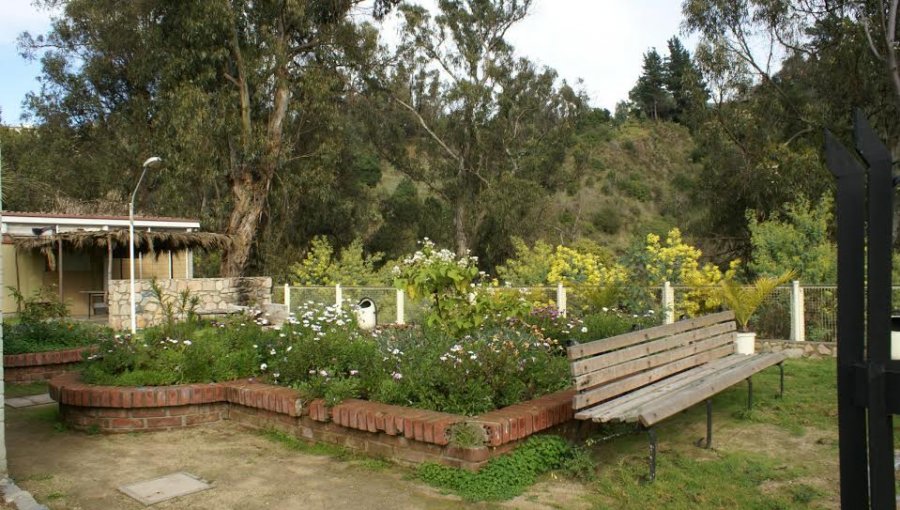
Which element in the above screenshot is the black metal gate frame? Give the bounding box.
[825,109,899,509]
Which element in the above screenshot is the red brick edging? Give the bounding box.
[48,373,575,469]
[4,346,94,383]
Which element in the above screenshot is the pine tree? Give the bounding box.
[628,49,674,121]
[664,37,709,127]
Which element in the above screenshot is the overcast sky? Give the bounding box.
[0,0,692,124]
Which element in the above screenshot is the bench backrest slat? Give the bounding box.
[567,311,735,361]
[573,331,736,391]
[570,321,736,377]
[573,343,735,410]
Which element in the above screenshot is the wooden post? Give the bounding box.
[106,236,112,302]
[396,289,405,325]
[790,280,805,342]
[662,281,675,324]
[167,250,173,279]
[557,282,567,317]
[57,235,63,303]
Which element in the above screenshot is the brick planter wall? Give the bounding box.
[4,346,94,383]
[48,373,576,470]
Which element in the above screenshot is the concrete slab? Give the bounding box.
[24,395,54,406]
[118,472,211,506]
[5,395,54,409]
[5,398,35,409]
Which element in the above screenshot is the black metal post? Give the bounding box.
[705,399,713,449]
[825,112,899,509]
[855,111,897,509]
[825,128,870,508]
[778,362,784,399]
[746,377,753,411]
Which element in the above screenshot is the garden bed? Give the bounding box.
[48,372,575,470]
[4,346,95,383]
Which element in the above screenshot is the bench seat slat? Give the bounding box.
[571,321,735,377]
[567,311,735,361]
[635,352,787,426]
[573,331,736,391]
[574,354,748,421]
[572,343,735,410]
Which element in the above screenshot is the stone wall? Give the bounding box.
[108,277,272,330]
[757,339,837,358]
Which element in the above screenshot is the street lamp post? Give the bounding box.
[129,156,162,334]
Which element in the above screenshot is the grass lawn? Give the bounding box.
[576,357,898,509]
[5,382,49,399]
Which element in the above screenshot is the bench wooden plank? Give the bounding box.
[572,343,735,410]
[574,355,746,420]
[567,311,735,361]
[573,331,737,391]
[571,321,735,377]
[636,352,787,426]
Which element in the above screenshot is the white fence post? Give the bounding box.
[283,283,291,311]
[396,289,405,325]
[790,280,805,342]
[662,281,675,324]
[335,284,342,310]
[557,282,567,317]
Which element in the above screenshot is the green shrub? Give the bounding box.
[4,320,112,354]
[417,435,588,501]
[82,301,574,416]
[261,302,571,415]
[579,309,658,340]
[81,318,264,386]
[392,239,530,336]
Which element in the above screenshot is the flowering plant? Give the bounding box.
[392,239,529,335]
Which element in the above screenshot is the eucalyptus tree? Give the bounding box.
[682,0,900,243]
[20,0,398,276]
[374,0,586,262]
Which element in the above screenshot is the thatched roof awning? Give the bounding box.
[11,229,232,255]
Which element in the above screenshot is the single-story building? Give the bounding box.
[1,212,230,317]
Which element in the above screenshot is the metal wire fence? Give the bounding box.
[275,283,899,343]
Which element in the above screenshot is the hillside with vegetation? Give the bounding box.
[1,0,898,285]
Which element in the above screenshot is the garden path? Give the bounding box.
[4,405,593,509]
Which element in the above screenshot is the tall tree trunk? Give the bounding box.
[221,169,270,276]
[454,198,468,256]
[219,20,290,277]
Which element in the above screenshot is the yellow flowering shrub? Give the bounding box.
[641,229,739,317]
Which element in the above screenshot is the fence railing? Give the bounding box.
[274,282,892,343]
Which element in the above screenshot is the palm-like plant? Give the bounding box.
[718,271,796,332]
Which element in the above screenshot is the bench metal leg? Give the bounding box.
[777,362,784,398]
[646,427,658,483]
[747,377,753,411]
[704,399,713,448]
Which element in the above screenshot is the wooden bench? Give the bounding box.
[568,311,787,481]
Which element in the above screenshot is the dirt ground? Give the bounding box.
[5,404,593,510]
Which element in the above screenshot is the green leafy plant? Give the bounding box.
[446,422,487,448]
[7,286,69,323]
[4,287,111,354]
[290,236,384,285]
[149,278,200,334]
[417,435,587,501]
[718,271,795,331]
[392,239,529,336]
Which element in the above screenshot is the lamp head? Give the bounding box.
[142,156,163,168]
